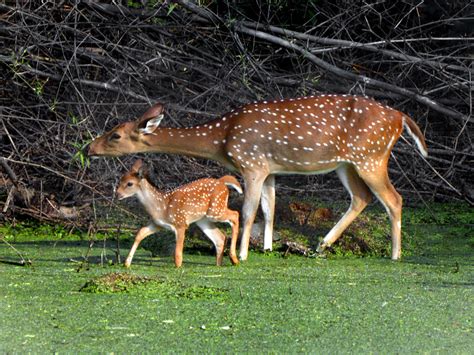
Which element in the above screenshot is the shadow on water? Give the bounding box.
[4,239,131,248]
[436,281,474,288]
[0,239,218,268]
[403,253,474,267]
[123,256,216,267]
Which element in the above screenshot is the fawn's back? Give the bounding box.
[164,178,232,227]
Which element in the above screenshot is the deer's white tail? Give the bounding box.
[403,115,428,158]
[219,175,243,194]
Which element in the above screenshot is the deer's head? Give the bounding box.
[88,104,165,157]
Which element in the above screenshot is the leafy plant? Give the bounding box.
[167,2,178,15]
[70,141,91,169]
[32,78,48,97]
[80,272,228,299]
[126,0,142,9]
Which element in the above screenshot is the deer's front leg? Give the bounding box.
[261,174,275,251]
[239,172,267,261]
[125,223,159,267]
[174,227,186,268]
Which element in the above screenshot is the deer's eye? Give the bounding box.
[126,182,133,187]
[109,132,121,141]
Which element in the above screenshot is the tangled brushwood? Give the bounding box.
[0,1,472,223]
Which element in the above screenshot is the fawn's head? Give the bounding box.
[88,104,165,157]
[116,159,146,200]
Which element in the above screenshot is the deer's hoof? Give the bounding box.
[230,255,240,266]
[315,242,327,254]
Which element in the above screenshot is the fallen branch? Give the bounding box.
[173,0,471,123]
[241,21,473,74]
[1,0,471,215]
[0,157,19,188]
[233,24,472,124]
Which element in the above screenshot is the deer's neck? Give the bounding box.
[142,123,228,163]
[136,180,168,222]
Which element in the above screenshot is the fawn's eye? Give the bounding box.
[110,132,121,140]
[126,182,133,187]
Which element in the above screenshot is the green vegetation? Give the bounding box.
[80,272,227,299]
[0,203,472,352]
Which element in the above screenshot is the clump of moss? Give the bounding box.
[79,272,228,299]
[79,272,153,293]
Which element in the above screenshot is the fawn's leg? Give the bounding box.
[225,209,240,265]
[125,223,158,267]
[196,218,226,266]
[174,227,186,267]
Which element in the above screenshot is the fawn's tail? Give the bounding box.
[403,115,428,157]
[219,175,243,194]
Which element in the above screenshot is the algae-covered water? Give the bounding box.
[0,203,472,353]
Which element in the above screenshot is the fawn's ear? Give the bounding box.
[131,159,143,174]
[137,165,146,179]
[136,103,164,135]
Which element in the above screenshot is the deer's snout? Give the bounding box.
[86,142,96,157]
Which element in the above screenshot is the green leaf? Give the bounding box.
[167,3,178,16]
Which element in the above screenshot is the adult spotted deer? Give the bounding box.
[89,95,428,261]
[116,159,241,267]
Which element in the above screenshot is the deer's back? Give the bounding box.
[222,95,404,174]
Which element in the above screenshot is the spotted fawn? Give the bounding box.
[116,159,241,267]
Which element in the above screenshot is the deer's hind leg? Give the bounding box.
[196,218,226,266]
[317,164,373,253]
[357,167,403,260]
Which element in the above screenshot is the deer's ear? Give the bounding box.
[142,103,164,120]
[138,115,164,135]
[135,103,165,134]
[131,159,143,173]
